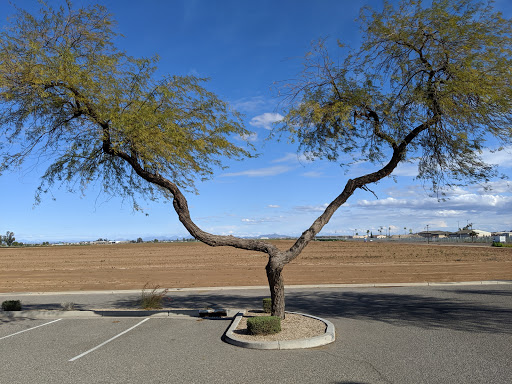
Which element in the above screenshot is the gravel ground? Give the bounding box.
[233,311,326,341]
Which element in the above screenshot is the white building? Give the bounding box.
[449,229,492,238]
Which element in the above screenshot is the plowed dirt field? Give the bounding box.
[0,240,510,292]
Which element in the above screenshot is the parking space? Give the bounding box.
[1,285,511,383]
[0,318,62,340]
[0,316,236,383]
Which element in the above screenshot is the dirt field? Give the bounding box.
[0,240,510,292]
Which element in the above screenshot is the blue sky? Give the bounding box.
[1,0,512,243]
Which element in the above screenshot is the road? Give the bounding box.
[1,284,511,383]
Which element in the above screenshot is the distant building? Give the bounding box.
[492,232,512,242]
[417,231,450,239]
[448,229,492,238]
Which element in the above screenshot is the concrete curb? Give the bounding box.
[223,311,335,350]
[0,309,240,320]
[1,280,510,296]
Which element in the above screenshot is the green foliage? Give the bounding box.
[0,2,254,209]
[1,231,15,246]
[278,0,512,193]
[247,316,281,335]
[262,297,272,313]
[2,300,22,311]
[140,283,168,310]
[491,241,512,248]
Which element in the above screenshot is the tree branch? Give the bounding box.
[282,120,430,263]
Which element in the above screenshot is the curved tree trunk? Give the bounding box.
[101,118,431,320]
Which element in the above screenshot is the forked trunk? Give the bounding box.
[266,261,285,319]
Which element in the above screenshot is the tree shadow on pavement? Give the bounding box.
[284,290,512,335]
[441,289,512,297]
[104,289,512,335]
[14,303,88,311]
[44,288,510,335]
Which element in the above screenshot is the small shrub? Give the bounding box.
[2,300,22,311]
[262,297,272,313]
[247,316,281,335]
[492,241,503,247]
[140,283,168,310]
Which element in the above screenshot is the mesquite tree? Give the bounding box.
[1,1,512,318]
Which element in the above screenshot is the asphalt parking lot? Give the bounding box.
[1,283,511,383]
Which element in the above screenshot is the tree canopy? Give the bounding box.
[279,0,512,193]
[0,1,253,209]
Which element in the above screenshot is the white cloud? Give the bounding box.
[237,133,258,142]
[432,210,464,217]
[242,217,281,224]
[357,197,410,207]
[481,146,512,168]
[385,185,425,198]
[357,193,512,210]
[474,180,512,194]
[392,161,418,177]
[249,112,284,130]
[232,96,269,112]
[447,193,512,208]
[294,203,329,213]
[222,165,292,177]
[427,220,449,228]
[267,205,280,208]
[272,152,312,164]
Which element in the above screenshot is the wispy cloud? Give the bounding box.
[357,193,512,210]
[242,217,282,224]
[392,161,418,177]
[474,180,511,194]
[222,165,292,177]
[481,145,512,168]
[294,203,329,213]
[232,96,269,113]
[267,204,280,208]
[250,112,284,130]
[272,152,312,164]
[236,132,258,142]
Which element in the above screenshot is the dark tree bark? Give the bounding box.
[266,260,285,319]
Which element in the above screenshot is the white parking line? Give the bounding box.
[69,318,150,362]
[0,319,63,340]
